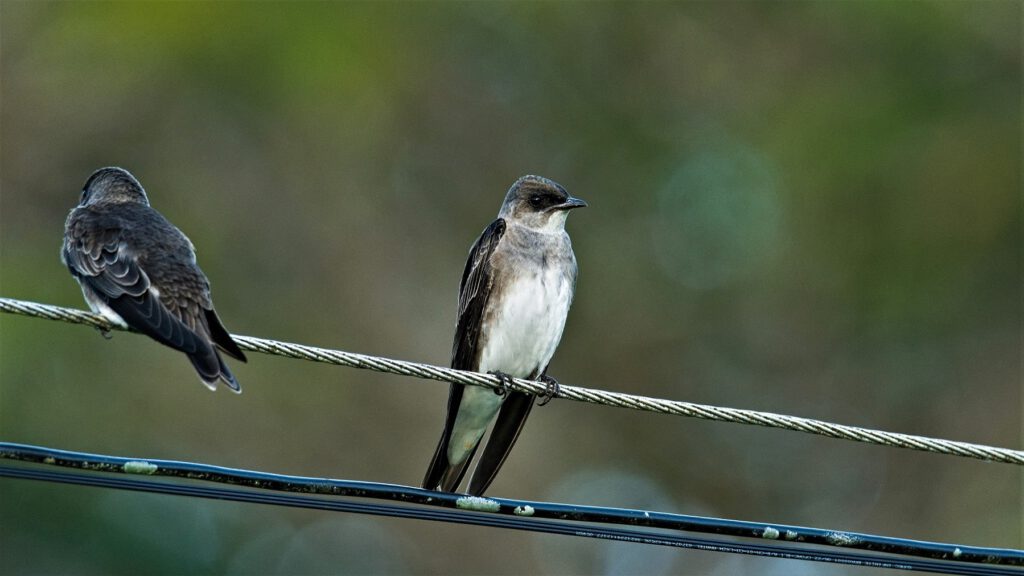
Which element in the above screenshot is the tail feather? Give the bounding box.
[467,392,533,496]
[216,353,242,393]
[423,436,449,490]
[440,444,478,493]
[205,308,247,362]
[424,383,471,491]
[187,346,241,392]
[424,438,479,494]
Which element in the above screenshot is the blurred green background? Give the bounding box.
[1,1,1020,574]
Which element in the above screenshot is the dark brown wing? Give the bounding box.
[62,207,242,390]
[62,211,205,354]
[450,219,507,371]
[423,218,506,491]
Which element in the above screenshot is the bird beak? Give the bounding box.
[553,196,588,211]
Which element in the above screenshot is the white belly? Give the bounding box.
[447,268,573,463]
[478,267,573,377]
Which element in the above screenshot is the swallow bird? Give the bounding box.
[423,175,586,495]
[62,167,247,391]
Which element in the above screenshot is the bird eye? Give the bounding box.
[529,195,543,207]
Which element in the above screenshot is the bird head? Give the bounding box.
[79,167,150,207]
[498,175,586,232]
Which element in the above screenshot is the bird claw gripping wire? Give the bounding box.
[488,371,514,397]
[537,375,560,406]
[95,326,113,340]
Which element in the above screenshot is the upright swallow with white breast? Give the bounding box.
[62,167,246,391]
[423,175,585,495]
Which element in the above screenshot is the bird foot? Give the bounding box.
[537,374,560,406]
[95,326,113,340]
[488,371,514,397]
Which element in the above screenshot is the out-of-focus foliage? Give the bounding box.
[1,2,1019,574]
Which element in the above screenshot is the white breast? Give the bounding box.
[478,265,573,378]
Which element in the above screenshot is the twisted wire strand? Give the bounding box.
[2,296,1021,466]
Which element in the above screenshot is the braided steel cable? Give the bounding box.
[2,296,1021,465]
